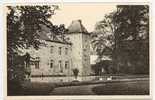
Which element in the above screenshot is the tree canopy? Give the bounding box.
[91,5,149,74]
[7,5,59,55]
[7,5,60,89]
[91,13,116,59]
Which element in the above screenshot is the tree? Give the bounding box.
[112,5,149,74]
[91,13,117,73]
[91,60,112,75]
[7,5,59,95]
[7,5,59,53]
[52,24,68,40]
[113,5,149,41]
[91,13,115,59]
[91,5,149,74]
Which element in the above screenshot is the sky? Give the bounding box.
[50,4,116,32]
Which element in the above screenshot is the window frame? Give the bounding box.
[35,57,40,69]
[50,60,54,68]
[65,61,69,69]
[59,60,63,73]
[58,47,62,55]
[65,48,68,55]
[35,61,40,69]
[50,46,54,53]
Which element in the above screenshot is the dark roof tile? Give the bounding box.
[67,19,88,34]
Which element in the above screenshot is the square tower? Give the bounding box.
[65,20,91,76]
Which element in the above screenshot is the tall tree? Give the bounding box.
[7,5,59,54]
[91,12,117,73]
[7,5,59,94]
[113,5,149,41]
[91,13,116,59]
[91,5,149,74]
[113,5,149,74]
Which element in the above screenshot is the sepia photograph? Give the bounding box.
[6,3,150,96]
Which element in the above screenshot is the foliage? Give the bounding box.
[113,5,149,74]
[7,5,59,54]
[7,5,59,94]
[91,5,149,74]
[113,5,149,41]
[91,60,112,75]
[91,13,116,59]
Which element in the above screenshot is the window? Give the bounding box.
[65,61,69,69]
[50,60,54,68]
[50,46,54,53]
[83,48,86,51]
[59,47,62,55]
[36,57,40,60]
[65,48,68,55]
[35,57,40,69]
[35,61,40,69]
[59,60,63,72]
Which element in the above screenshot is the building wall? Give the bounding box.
[82,34,91,75]
[66,33,91,76]
[65,33,83,76]
[27,33,91,76]
[28,41,72,76]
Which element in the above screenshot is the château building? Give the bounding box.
[25,20,91,78]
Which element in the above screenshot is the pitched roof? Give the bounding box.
[37,24,71,45]
[67,20,88,34]
[38,31,51,41]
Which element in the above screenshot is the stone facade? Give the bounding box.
[27,20,91,77]
[28,41,72,76]
[66,20,91,76]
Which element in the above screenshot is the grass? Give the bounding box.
[8,75,149,95]
[9,81,100,95]
[19,81,55,95]
[8,81,96,95]
[92,80,149,95]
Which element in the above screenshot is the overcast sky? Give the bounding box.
[50,4,116,32]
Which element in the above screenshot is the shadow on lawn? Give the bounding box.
[92,80,149,95]
[8,81,55,96]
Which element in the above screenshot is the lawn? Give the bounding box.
[8,76,149,95]
[11,81,56,95]
[92,80,149,95]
